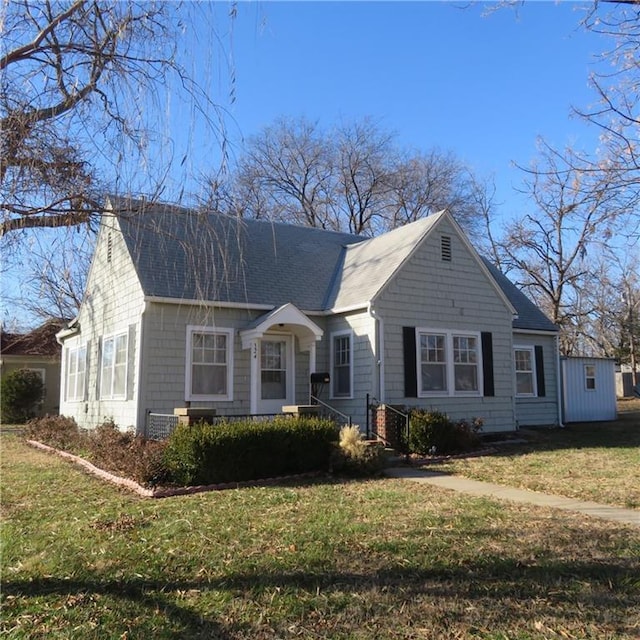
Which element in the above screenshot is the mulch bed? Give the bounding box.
[26,440,322,498]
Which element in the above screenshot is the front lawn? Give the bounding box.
[2,434,639,639]
[431,405,640,509]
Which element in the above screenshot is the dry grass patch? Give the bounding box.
[432,406,640,509]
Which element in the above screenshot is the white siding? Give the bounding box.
[59,217,145,431]
[375,217,517,433]
[562,357,617,422]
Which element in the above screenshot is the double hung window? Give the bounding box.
[66,344,87,402]
[331,332,353,398]
[100,332,128,399]
[417,330,480,396]
[186,327,233,400]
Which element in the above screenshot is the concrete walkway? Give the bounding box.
[385,467,640,528]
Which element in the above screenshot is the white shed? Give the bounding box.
[561,357,617,423]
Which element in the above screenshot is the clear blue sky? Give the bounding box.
[3,1,613,330]
[170,1,608,223]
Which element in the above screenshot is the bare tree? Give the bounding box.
[205,116,494,239]
[1,0,227,237]
[225,117,334,229]
[575,2,640,239]
[500,142,631,355]
[3,228,92,323]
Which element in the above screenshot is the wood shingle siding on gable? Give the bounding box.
[376,217,517,432]
[59,215,145,430]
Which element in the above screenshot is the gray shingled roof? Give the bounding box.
[481,258,558,332]
[109,197,557,332]
[326,213,442,309]
[112,197,365,311]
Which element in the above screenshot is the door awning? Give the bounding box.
[240,303,323,352]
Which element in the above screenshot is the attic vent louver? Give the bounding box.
[107,232,113,263]
[441,235,452,261]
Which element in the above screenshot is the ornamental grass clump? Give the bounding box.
[331,424,387,477]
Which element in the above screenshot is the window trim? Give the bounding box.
[65,343,87,402]
[185,325,234,402]
[330,330,354,400]
[584,364,596,391]
[416,328,482,397]
[514,346,537,398]
[100,330,129,400]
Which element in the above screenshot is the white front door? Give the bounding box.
[257,336,294,414]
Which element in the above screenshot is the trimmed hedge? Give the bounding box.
[163,416,340,486]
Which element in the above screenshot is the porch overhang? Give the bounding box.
[240,303,323,352]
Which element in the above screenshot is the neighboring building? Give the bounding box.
[562,357,617,423]
[57,197,561,434]
[1,319,65,416]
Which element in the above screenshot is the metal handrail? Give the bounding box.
[309,395,352,426]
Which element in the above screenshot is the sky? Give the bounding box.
[2,1,617,330]
[168,0,609,222]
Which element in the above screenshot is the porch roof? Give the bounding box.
[239,303,323,352]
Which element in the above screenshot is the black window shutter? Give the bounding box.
[481,332,494,397]
[403,327,417,398]
[535,345,546,397]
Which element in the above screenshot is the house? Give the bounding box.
[57,197,560,435]
[1,319,65,416]
[561,357,617,422]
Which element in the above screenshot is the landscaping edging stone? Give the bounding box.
[26,440,322,498]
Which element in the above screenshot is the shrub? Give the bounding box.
[87,420,169,487]
[25,415,169,487]
[1,369,44,423]
[331,425,386,477]
[409,409,482,455]
[25,415,84,452]
[163,416,339,486]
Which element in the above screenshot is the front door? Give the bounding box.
[257,336,294,414]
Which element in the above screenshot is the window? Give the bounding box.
[419,333,447,392]
[331,332,353,398]
[186,326,233,401]
[417,330,481,396]
[514,347,536,396]
[585,364,596,390]
[100,332,128,399]
[453,335,478,391]
[66,344,86,402]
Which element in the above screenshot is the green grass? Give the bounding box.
[2,435,640,639]
[432,410,640,509]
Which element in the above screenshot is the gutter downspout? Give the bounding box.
[556,333,565,428]
[136,301,148,435]
[369,304,385,402]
